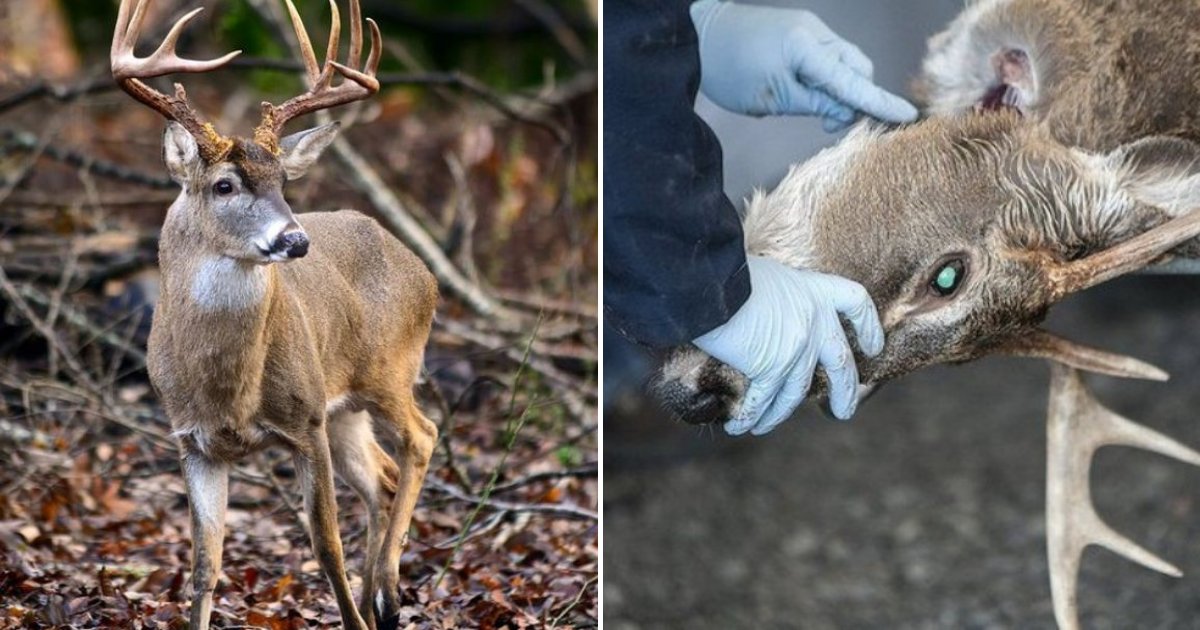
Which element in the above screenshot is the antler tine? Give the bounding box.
[255,0,380,153]
[1045,364,1200,629]
[111,0,239,162]
[321,0,341,89]
[347,0,363,71]
[331,18,382,84]
[281,0,321,86]
[1000,329,1169,381]
[1049,208,1200,300]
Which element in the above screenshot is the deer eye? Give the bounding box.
[213,179,234,196]
[930,259,966,297]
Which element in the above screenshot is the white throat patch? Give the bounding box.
[190,257,268,311]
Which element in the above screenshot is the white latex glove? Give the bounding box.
[694,256,884,435]
[690,0,919,130]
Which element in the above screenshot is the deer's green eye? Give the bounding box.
[931,259,965,297]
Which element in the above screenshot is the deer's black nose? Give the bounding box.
[274,231,309,258]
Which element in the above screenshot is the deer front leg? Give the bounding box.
[296,425,370,630]
[181,452,229,630]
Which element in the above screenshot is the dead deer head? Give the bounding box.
[657,113,1200,422]
[655,1,1200,627]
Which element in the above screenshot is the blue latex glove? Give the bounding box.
[693,256,884,435]
[690,0,919,130]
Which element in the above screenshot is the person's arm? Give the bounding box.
[603,0,750,348]
[604,1,885,435]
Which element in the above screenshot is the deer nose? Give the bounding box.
[273,230,309,259]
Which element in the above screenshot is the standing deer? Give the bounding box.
[110,1,437,629]
[655,0,1200,627]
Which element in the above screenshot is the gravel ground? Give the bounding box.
[604,275,1200,629]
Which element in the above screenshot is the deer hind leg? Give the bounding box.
[366,392,437,630]
[181,451,229,630]
[295,424,370,630]
[1046,364,1200,630]
[328,409,400,630]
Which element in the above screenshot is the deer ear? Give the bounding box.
[162,122,201,183]
[1106,136,1200,213]
[279,122,340,180]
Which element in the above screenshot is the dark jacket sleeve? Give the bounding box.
[602,0,750,348]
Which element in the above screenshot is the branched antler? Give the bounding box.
[254,0,382,153]
[111,0,240,162]
[1045,363,1200,629]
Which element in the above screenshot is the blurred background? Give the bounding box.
[0,0,596,627]
[604,1,1200,628]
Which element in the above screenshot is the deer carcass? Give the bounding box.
[655,0,1200,627]
[111,1,437,629]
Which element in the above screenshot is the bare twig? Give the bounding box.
[494,288,597,320]
[330,135,517,321]
[5,190,178,207]
[2,129,175,189]
[44,253,78,379]
[434,317,541,589]
[421,378,473,491]
[376,71,569,143]
[488,463,596,495]
[549,575,598,628]
[121,53,576,141]
[361,2,594,38]
[0,266,98,392]
[436,319,590,395]
[512,0,590,66]
[0,76,112,114]
[422,510,507,550]
[442,153,481,285]
[258,455,312,540]
[14,283,148,366]
[425,476,596,521]
[510,424,598,471]
[436,318,595,427]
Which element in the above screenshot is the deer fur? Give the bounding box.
[917,0,1200,151]
[110,1,434,627]
[656,0,1200,627]
[150,125,438,630]
[657,0,1200,423]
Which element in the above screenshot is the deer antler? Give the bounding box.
[1000,330,1168,381]
[111,0,240,163]
[254,0,381,154]
[1047,208,1200,299]
[1045,363,1200,630]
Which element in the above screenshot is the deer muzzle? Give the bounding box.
[271,229,310,259]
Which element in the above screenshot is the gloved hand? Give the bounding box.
[693,256,884,436]
[689,0,919,130]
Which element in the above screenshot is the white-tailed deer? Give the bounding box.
[111,1,437,629]
[656,0,1200,627]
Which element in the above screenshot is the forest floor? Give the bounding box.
[0,60,597,629]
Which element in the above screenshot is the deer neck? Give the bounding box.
[155,205,282,425]
[741,124,885,270]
